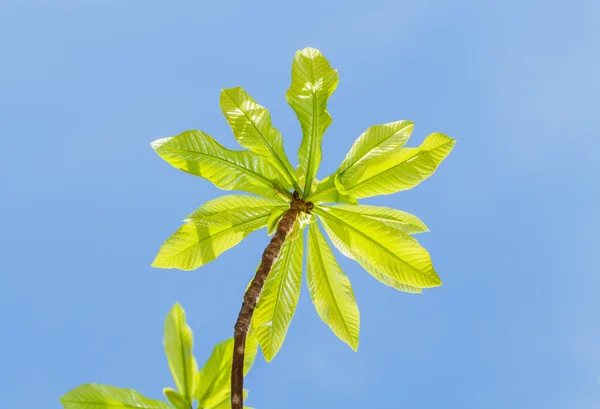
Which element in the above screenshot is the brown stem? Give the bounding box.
[231,192,312,409]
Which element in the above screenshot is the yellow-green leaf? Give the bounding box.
[342,133,456,198]
[152,202,279,270]
[151,130,290,200]
[60,384,171,409]
[330,204,428,234]
[321,224,422,294]
[163,388,190,409]
[306,174,357,205]
[314,206,441,288]
[286,47,339,196]
[203,389,250,409]
[164,303,197,403]
[184,195,287,221]
[195,335,257,408]
[253,230,303,361]
[220,86,298,191]
[306,223,359,351]
[266,207,287,236]
[336,120,414,181]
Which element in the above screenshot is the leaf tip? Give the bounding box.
[263,351,275,363]
[151,256,172,269]
[299,46,321,57]
[437,133,457,148]
[220,85,243,99]
[151,137,170,151]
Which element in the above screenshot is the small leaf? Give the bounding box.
[220,86,298,191]
[287,47,339,196]
[151,130,290,200]
[195,335,258,408]
[195,339,232,406]
[306,223,360,351]
[334,174,349,195]
[163,388,190,409]
[203,389,250,409]
[254,231,304,361]
[288,219,303,242]
[297,212,315,229]
[306,174,357,205]
[164,303,197,403]
[243,328,259,375]
[60,384,170,409]
[267,207,287,235]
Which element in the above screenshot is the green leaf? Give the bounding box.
[195,335,258,408]
[253,229,303,361]
[152,198,285,270]
[243,330,259,375]
[184,195,287,221]
[341,132,456,199]
[164,303,197,403]
[266,207,287,236]
[151,130,291,200]
[329,204,428,235]
[60,384,171,409]
[336,120,414,180]
[163,388,190,409]
[319,220,422,294]
[202,389,250,409]
[220,86,298,191]
[306,223,359,351]
[286,47,339,196]
[306,174,357,205]
[314,206,441,288]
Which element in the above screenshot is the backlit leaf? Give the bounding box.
[341,133,455,198]
[306,223,359,351]
[60,384,170,409]
[153,199,285,270]
[329,204,428,234]
[286,47,339,195]
[164,303,197,403]
[336,120,414,180]
[266,207,287,236]
[195,335,257,408]
[253,229,303,361]
[314,206,441,288]
[184,195,287,221]
[220,86,298,191]
[163,388,190,409]
[321,224,422,294]
[203,389,250,409]
[306,174,357,205]
[152,130,290,200]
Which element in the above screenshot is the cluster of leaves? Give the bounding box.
[151,47,455,359]
[60,304,258,409]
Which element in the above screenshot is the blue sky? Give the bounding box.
[1,0,599,408]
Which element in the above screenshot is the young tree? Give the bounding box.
[60,303,258,409]
[151,47,455,409]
